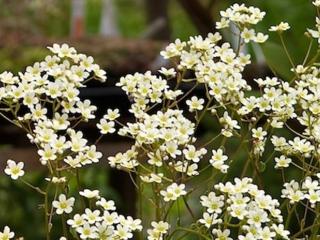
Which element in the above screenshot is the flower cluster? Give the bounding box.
[65,190,142,239]
[209,148,229,173]
[216,3,268,43]
[0,44,106,170]
[116,71,177,118]
[199,178,289,239]
[251,127,267,157]
[160,183,187,202]
[282,176,320,207]
[97,109,119,135]
[147,221,170,240]
[238,76,296,129]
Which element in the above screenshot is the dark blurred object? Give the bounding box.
[178,0,216,36]
[145,0,171,40]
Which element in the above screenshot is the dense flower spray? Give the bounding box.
[1,2,320,239]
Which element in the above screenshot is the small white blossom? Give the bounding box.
[79,189,100,199]
[4,159,24,180]
[269,22,290,32]
[52,194,75,215]
[0,226,14,240]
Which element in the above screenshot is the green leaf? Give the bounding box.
[261,41,294,81]
[257,161,266,173]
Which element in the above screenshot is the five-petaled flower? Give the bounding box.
[4,159,24,180]
[53,194,75,215]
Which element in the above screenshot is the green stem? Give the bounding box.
[169,227,211,240]
[61,214,68,238]
[20,178,46,195]
[279,33,296,71]
[285,203,297,229]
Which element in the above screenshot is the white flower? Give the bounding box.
[212,229,232,240]
[151,221,170,234]
[272,224,290,239]
[216,18,230,29]
[67,214,85,228]
[45,177,67,184]
[93,64,107,82]
[259,226,276,240]
[210,149,229,173]
[159,67,176,77]
[308,28,320,43]
[241,28,256,43]
[199,213,221,228]
[305,190,320,205]
[38,145,57,162]
[200,192,224,214]
[275,155,292,168]
[48,43,76,58]
[313,0,320,7]
[103,109,120,121]
[164,141,181,158]
[0,226,14,240]
[84,209,102,224]
[269,22,290,32]
[52,194,75,215]
[160,183,187,202]
[114,225,133,239]
[186,96,204,112]
[79,189,100,199]
[77,223,98,239]
[281,181,304,203]
[85,145,103,163]
[0,71,18,84]
[220,111,240,133]
[252,127,267,140]
[183,145,207,162]
[96,198,116,211]
[254,32,269,43]
[97,119,115,134]
[4,159,24,180]
[218,4,265,28]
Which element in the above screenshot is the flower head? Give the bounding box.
[53,194,75,215]
[269,22,290,32]
[0,226,14,240]
[4,159,24,180]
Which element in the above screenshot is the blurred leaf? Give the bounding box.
[86,0,102,34]
[258,161,266,173]
[261,41,293,80]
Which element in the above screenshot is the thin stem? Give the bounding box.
[292,223,320,239]
[168,83,199,108]
[61,214,68,238]
[76,169,86,209]
[0,112,21,128]
[182,196,195,220]
[303,39,314,65]
[236,33,242,56]
[20,178,46,195]
[279,33,296,71]
[169,227,211,240]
